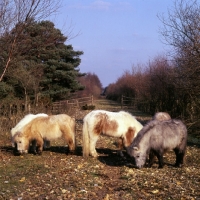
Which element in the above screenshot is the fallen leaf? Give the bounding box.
[104,194,109,200]
[19,177,25,182]
[78,164,83,169]
[151,189,159,194]
[61,189,67,193]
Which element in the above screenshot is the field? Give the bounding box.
[0,99,200,200]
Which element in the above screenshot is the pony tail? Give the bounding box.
[82,120,90,157]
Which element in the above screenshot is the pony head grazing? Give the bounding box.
[13,132,29,154]
[11,113,48,147]
[126,121,154,168]
[129,146,147,168]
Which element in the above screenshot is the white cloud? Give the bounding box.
[91,0,112,10]
[66,1,133,12]
[66,1,111,11]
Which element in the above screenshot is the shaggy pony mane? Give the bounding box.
[130,120,158,146]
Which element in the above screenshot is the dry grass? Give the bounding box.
[0,99,200,199]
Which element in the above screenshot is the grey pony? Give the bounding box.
[126,119,187,168]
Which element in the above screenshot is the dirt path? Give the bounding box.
[0,99,200,199]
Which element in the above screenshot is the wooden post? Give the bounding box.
[28,104,31,113]
[91,95,93,105]
[9,104,12,117]
[76,100,79,108]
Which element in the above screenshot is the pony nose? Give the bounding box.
[18,150,28,154]
[136,165,143,169]
[18,150,23,154]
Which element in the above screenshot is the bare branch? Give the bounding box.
[0,0,62,81]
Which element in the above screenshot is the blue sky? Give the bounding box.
[51,0,174,87]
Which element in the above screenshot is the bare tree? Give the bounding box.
[158,0,200,123]
[0,0,62,81]
[77,73,102,98]
[159,0,200,58]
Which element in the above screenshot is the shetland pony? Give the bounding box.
[11,113,50,149]
[13,114,76,155]
[82,110,143,157]
[126,119,187,168]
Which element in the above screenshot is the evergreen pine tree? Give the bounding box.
[0,19,85,102]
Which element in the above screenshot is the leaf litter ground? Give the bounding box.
[0,100,200,200]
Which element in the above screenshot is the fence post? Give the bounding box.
[28,104,31,113]
[9,104,12,117]
[76,100,79,107]
[121,95,123,109]
[67,100,69,108]
[91,95,93,105]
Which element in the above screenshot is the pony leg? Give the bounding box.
[89,135,99,157]
[13,143,19,155]
[62,130,76,154]
[118,138,125,157]
[174,137,187,167]
[35,137,44,155]
[174,148,185,167]
[30,140,37,154]
[68,137,76,154]
[154,151,164,168]
[158,156,164,168]
[43,140,51,149]
[148,150,156,167]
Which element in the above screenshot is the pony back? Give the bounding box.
[153,112,171,121]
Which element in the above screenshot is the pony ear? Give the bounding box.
[133,146,139,151]
[16,132,22,137]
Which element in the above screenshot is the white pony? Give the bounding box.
[11,113,49,148]
[82,110,143,157]
[13,114,76,155]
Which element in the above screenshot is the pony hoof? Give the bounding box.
[91,154,98,157]
[89,151,99,157]
[66,151,76,155]
[37,151,42,155]
[175,163,183,168]
[13,151,20,156]
[68,150,76,155]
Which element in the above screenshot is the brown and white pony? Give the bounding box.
[13,114,76,155]
[82,110,143,157]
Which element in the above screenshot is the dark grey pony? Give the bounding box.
[126,119,187,168]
